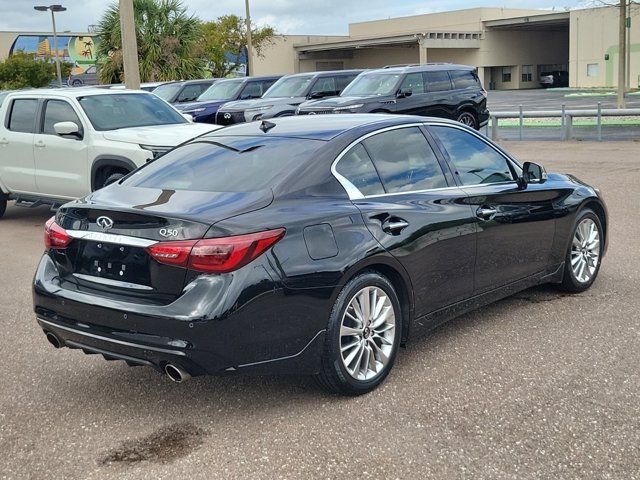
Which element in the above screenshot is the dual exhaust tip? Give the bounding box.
[44,330,191,383]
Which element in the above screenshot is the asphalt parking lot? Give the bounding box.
[1,141,639,479]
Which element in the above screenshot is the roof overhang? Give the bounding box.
[484,12,570,31]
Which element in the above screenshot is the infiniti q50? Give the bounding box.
[33,115,607,395]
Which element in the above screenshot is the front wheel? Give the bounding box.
[316,272,402,395]
[0,196,6,219]
[558,209,603,293]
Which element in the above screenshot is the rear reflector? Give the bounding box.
[145,228,285,273]
[44,217,72,249]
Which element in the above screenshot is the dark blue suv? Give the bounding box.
[174,76,281,124]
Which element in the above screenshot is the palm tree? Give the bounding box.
[96,0,206,84]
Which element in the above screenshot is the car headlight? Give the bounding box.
[140,144,172,159]
[333,104,364,112]
[246,105,273,112]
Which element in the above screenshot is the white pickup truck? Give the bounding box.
[0,88,221,218]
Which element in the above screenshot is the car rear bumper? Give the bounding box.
[33,253,327,378]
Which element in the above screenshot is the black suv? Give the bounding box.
[297,64,489,129]
[215,70,362,125]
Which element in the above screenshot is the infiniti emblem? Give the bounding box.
[224,113,231,119]
[96,216,114,231]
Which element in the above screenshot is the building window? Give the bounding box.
[502,67,512,83]
[587,63,599,77]
[315,61,344,71]
[521,65,533,82]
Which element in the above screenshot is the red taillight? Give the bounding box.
[44,216,72,249]
[145,228,285,273]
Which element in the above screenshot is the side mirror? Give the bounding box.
[181,113,194,122]
[396,88,412,98]
[519,161,547,188]
[53,121,82,139]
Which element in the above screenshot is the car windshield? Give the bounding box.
[198,79,244,101]
[78,93,187,131]
[124,136,324,192]
[262,75,314,98]
[152,83,182,101]
[341,73,402,96]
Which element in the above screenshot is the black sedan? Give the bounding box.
[33,115,608,395]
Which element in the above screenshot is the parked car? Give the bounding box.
[215,70,362,125]
[33,114,608,395]
[152,79,218,104]
[68,66,99,87]
[297,64,489,129]
[174,75,281,123]
[0,88,221,217]
[540,70,569,88]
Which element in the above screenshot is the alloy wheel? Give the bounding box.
[339,286,396,381]
[457,112,476,127]
[570,218,600,283]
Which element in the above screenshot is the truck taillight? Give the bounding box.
[44,217,72,249]
[145,228,285,273]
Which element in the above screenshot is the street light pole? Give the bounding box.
[245,0,253,76]
[34,4,66,88]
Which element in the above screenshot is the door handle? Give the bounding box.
[0,138,8,146]
[35,140,46,148]
[381,218,409,234]
[476,206,498,220]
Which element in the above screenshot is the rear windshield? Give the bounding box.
[123,136,325,192]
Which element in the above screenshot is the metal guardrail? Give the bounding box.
[489,104,640,141]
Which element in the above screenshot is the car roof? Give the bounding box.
[5,87,155,99]
[281,69,364,79]
[367,63,475,75]
[202,114,461,141]
[172,79,218,86]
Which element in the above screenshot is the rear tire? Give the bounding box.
[316,272,402,395]
[71,79,83,87]
[558,208,603,293]
[457,111,479,129]
[102,171,127,189]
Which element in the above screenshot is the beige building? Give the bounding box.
[252,6,640,90]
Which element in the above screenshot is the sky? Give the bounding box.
[0,0,590,35]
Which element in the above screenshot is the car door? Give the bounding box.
[423,71,453,119]
[395,73,428,116]
[0,98,39,194]
[334,125,477,316]
[429,123,559,292]
[33,99,89,198]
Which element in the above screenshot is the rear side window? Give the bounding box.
[125,136,324,193]
[424,71,452,92]
[399,73,425,94]
[7,99,38,133]
[449,70,480,89]
[431,126,515,185]
[42,100,81,135]
[335,144,385,196]
[362,127,448,193]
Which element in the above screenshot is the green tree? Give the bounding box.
[96,0,206,84]
[202,15,276,77]
[0,52,57,89]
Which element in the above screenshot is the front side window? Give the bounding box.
[198,79,244,101]
[340,73,402,96]
[431,126,515,185]
[78,93,187,131]
[310,77,337,97]
[335,144,385,196]
[362,127,448,193]
[336,74,358,92]
[42,100,82,135]
[152,83,182,101]
[424,71,451,92]
[399,73,425,94]
[263,75,314,98]
[177,84,208,103]
[7,99,38,133]
[239,81,267,99]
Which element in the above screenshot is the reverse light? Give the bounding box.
[44,217,72,249]
[145,228,285,273]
